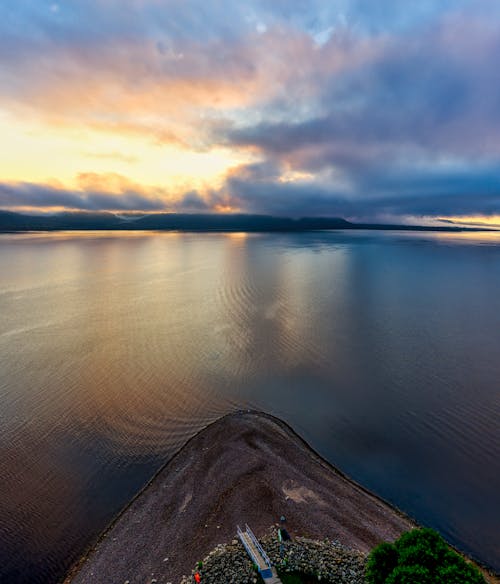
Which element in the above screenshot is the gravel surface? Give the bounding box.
[65,411,418,584]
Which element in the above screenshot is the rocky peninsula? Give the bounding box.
[64,411,494,583]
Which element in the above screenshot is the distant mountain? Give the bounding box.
[0,210,474,232]
[0,211,353,232]
[131,213,354,231]
[0,210,123,231]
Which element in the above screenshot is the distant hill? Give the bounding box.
[0,210,473,232]
[0,211,351,232]
[0,210,123,231]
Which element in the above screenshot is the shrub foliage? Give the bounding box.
[365,528,486,584]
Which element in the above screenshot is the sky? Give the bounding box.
[1,0,500,224]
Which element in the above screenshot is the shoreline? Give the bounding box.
[64,410,498,583]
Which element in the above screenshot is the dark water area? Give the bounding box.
[0,230,499,583]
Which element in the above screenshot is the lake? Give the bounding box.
[0,230,499,582]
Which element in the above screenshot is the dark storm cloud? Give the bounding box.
[223,162,500,219]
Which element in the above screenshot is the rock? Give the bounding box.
[180,526,366,583]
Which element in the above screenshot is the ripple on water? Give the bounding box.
[1,231,500,583]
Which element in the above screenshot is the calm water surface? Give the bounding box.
[0,230,499,582]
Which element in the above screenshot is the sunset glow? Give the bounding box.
[439,215,500,229]
[0,112,252,208]
[0,1,499,222]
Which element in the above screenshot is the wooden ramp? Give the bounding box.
[237,525,282,583]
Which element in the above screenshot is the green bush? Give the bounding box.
[365,528,486,584]
[365,542,398,584]
[385,564,433,584]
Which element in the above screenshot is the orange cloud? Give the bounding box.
[0,23,384,147]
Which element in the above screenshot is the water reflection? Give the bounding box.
[0,230,499,582]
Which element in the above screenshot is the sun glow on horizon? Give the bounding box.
[0,111,253,201]
[439,215,500,229]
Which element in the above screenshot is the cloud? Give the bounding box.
[212,9,500,219]
[0,174,229,214]
[0,1,390,145]
[0,181,165,212]
[177,191,210,211]
[219,161,500,219]
[222,14,500,162]
[2,160,500,220]
[1,1,500,219]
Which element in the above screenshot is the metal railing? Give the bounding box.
[245,523,272,566]
[237,524,272,568]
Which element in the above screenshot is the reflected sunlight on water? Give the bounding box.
[0,230,499,582]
